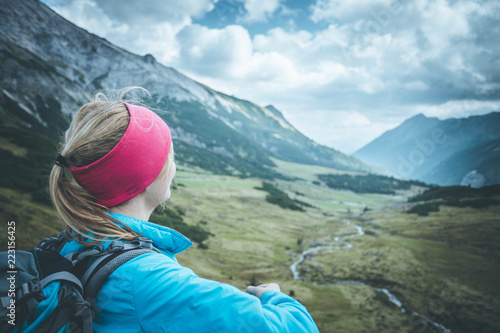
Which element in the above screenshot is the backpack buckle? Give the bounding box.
[17,279,41,303]
[74,299,92,318]
[108,241,125,253]
[37,231,68,252]
[38,236,60,251]
[130,237,153,249]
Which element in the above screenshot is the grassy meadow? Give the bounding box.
[1,157,499,332]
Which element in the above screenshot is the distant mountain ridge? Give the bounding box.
[424,138,500,187]
[353,112,500,186]
[0,0,374,178]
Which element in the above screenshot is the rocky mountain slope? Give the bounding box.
[423,138,500,187]
[353,112,500,185]
[0,0,373,179]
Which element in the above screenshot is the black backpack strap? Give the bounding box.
[76,237,161,302]
[39,271,83,292]
[79,239,157,283]
[84,248,159,301]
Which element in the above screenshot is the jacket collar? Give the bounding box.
[105,212,193,254]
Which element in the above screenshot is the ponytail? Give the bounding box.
[49,163,139,245]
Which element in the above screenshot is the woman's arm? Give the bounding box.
[131,254,320,333]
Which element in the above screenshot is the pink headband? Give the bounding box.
[69,102,172,207]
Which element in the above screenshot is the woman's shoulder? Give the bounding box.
[100,251,190,304]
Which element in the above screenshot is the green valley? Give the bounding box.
[3,157,499,332]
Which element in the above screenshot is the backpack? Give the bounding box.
[0,231,160,333]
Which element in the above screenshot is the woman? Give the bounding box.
[49,88,320,332]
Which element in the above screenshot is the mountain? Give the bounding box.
[0,0,374,180]
[423,138,500,187]
[353,112,500,185]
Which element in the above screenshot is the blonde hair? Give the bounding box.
[49,87,174,245]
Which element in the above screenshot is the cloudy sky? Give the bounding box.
[44,0,500,154]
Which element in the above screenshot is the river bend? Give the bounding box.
[289,219,451,333]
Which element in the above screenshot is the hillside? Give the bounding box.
[0,0,374,180]
[423,138,500,187]
[353,112,500,184]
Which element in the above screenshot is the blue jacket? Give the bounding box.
[58,212,320,332]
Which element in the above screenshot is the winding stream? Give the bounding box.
[290,219,451,333]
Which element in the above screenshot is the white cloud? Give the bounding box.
[310,0,399,23]
[414,99,500,119]
[176,24,253,77]
[415,0,471,55]
[404,81,428,91]
[175,25,352,89]
[51,0,124,37]
[254,28,313,53]
[237,0,283,22]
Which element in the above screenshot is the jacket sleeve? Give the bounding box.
[131,254,320,333]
